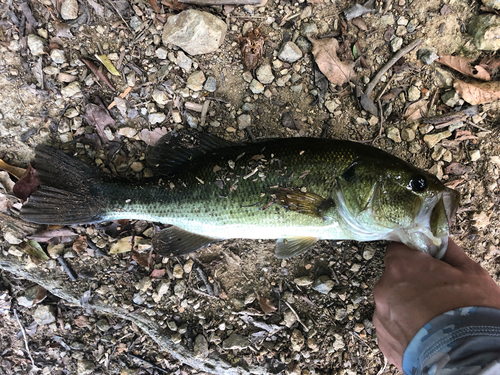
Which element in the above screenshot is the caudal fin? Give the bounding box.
[20,145,108,225]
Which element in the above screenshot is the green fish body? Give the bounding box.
[20,133,459,259]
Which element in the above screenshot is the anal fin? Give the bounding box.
[152,226,219,256]
[269,187,334,218]
[275,237,318,259]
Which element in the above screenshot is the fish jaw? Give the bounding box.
[392,187,460,258]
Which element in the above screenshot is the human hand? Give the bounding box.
[373,239,500,370]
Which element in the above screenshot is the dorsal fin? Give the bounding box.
[147,130,239,175]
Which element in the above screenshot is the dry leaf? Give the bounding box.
[74,315,90,328]
[454,79,500,105]
[404,100,429,121]
[132,250,153,268]
[139,127,169,146]
[72,235,88,254]
[238,28,265,70]
[0,159,26,179]
[13,164,40,201]
[82,58,116,91]
[84,103,115,143]
[255,292,277,314]
[27,228,78,244]
[437,56,490,81]
[150,269,166,278]
[444,162,471,176]
[22,240,49,262]
[161,0,187,10]
[310,38,355,86]
[95,54,120,76]
[110,236,134,254]
[149,0,161,13]
[86,0,105,16]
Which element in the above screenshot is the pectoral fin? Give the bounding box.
[152,226,219,256]
[269,187,334,217]
[275,237,318,259]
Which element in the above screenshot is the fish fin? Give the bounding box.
[269,187,334,217]
[147,130,239,175]
[20,146,107,225]
[275,237,318,259]
[152,226,219,256]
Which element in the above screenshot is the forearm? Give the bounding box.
[403,307,500,375]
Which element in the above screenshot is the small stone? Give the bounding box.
[407,85,421,102]
[387,127,402,143]
[157,281,170,299]
[132,293,145,305]
[33,305,56,325]
[61,82,81,98]
[77,359,95,375]
[363,247,375,260]
[61,0,79,20]
[186,71,206,91]
[135,277,152,292]
[173,264,184,278]
[184,259,194,273]
[419,124,434,135]
[172,110,182,123]
[186,112,198,128]
[177,51,193,72]
[152,90,170,106]
[243,71,253,83]
[171,333,182,344]
[96,318,110,332]
[390,37,403,52]
[149,112,166,124]
[424,131,452,148]
[237,114,251,130]
[294,276,313,286]
[468,14,500,51]
[155,47,168,60]
[325,100,339,113]
[174,280,186,297]
[429,164,443,180]
[300,23,318,37]
[291,84,303,93]
[222,333,249,350]
[256,64,274,84]
[441,90,463,107]
[130,162,144,172]
[28,34,45,56]
[470,150,481,162]
[50,49,66,64]
[282,310,297,328]
[194,335,209,358]
[401,128,415,142]
[43,66,60,75]
[473,211,490,230]
[431,145,447,161]
[278,41,303,63]
[242,103,255,111]
[434,67,454,88]
[482,0,500,10]
[331,334,345,351]
[249,79,264,94]
[418,47,439,65]
[167,321,178,331]
[290,329,305,351]
[295,36,312,53]
[204,76,217,92]
[300,5,312,19]
[409,141,422,154]
[397,16,409,26]
[312,276,335,294]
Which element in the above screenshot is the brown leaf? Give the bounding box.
[150,269,165,279]
[27,228,78,244]
[13,164,40,200]
[351,17,368,31]
[72,235,88,254]
[444,162,471,176]
[479,56,500,75]
[53,20,73,38]
[437,56,490,81]
[84,103,115,143]
[0,159,26,179]
[404,100,429,121]
[310,38,355,86]
[454,79,500,105]
[81,58,116,91]
[238,28,265,70]
[255,292,277,314]
[74,315,90,328]
[139,127,170,146]
[132,250,153,268]
[149,0,161,12]
[161,0,187,10]
[33,286,47,306]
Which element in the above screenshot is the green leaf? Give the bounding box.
[95,54,120,76]
[352,45,358,59]
[23,240,49,261]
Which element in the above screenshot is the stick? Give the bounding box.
[179,0,261,4]
[14,309,36,368]
[283,300,309,332]
[57,256,78,281]
[365,38,422,97]
[129,354,170,374]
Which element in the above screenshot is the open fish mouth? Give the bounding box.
[395,187,460,259]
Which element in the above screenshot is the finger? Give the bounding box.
[441,238,473,268]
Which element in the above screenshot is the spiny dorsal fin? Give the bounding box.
[269,187,334,217]
[147,130,239,175]
[275,237,318,258]
[152,225,219,256]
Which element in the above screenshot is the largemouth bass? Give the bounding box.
[20,133,459,259]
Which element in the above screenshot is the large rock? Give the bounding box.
[482,0,500,9]
[162,10,227,55]
[469,14,500,51]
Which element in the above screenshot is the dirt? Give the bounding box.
[0,0,500,374]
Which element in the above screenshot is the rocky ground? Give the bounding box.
[1,0,500,374]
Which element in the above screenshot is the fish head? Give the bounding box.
[337,157,460,258]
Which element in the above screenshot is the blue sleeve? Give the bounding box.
[403,307,500,375]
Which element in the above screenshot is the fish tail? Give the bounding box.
[20,145,108,225]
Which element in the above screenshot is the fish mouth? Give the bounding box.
[395,187,460,259]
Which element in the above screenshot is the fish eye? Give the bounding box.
[410,175,428,192]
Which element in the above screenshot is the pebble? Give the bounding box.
[194,335,209,358]
[424,131,452,148]
[77,359,95,375]
[155,282,170,301]
[186,112,198,128]
[176,51,192,72]
[242,103,255,111]
[434,67,454,87]
[174,280,186,297]
[249,79,264,94]
[222,333,249,350]
[172,110,182,123]
[171,333,182,344]
[61,82,81,98]
[96,318,110,332]
[152,89,170,106]
[295,36,312,52]
[409,141,422,154]
[291,83,302,93]
[401,128,415,142]
[173,264,184,278]
[482,0,500,10]
[429,164,443,180]
[407,85,420,101]
[278,41,303,63]
[149,112,166,124]
[33,305,56,325]
[238,114,251,130]
[155,47,168,60]
[441,90,463,107]
[27,34,45,56]
[469,14,500,50]
[418,47,439,65]
[186,71,206,91]
[331,334,345,351]
[256,64,274,84]
[204,76,217,92]
[130,162,144,172]
[294,276,313,286]
[242,71,253,83]
[390,37,403,52]
[135,277,152,292]
[431,145,446,161]
[184,259,194,273]
[300,23,318,37]
[43,66,60,75]
[282,310,297,328]
[470,149,481,162]
[168,321,178,331]
[325,100,340,113]
[18,285,45,308]
[291,329,305,351]
[387,127,402,143]
[300,5,312,19]
[363,247,375,260]
[162,9,227,55]
[312,276,335,294]
[61,0,78,20]
[50,49,66,64]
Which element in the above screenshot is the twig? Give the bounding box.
[179,0,261,3]
[365,38,422,98]
[372,101,384,145]
[195,265,213,295]
[283,300,309,332]
[14,309,36,368]
[192,289,218,299]
[374,75,394,103]
[129,354,170,374]
[103,0,133,33]
[57,256,78,281]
